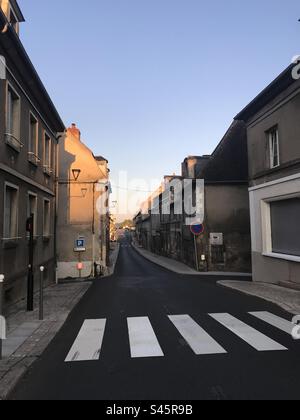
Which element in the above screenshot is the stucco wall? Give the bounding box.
[249,173,300,285]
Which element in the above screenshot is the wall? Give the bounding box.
[249,174,300,285]
[57,128,109,279]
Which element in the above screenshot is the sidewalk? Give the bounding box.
[0,281,91,400]
[132,243,251,277]
[218,281,300,315]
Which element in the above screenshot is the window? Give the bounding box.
[27,193,38,236]
[28,113,40,165]
[43,199,50,237]
[4,184,19,240]
[268,127,280,169]
[43,133,52,174]
[270,198,300,257]
[5,84,21,151]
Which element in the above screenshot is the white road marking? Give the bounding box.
[127,317,164,358]
[249,312,294,335]
[169,315,227,355]
[210,313,287,352]
[65,319,106,362]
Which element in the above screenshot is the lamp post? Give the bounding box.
[39,266,45,321]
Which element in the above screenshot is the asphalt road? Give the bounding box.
[10,237,300,400]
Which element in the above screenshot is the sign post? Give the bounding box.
[190,223,205,271]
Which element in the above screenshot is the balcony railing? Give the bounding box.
[28,152,41,166]
[5,133,24,153]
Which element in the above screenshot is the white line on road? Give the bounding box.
[169,315,227,355]
[249,312,294,335]
[209,313,287,352]
[127,317,164,358]
[65,319,107,362]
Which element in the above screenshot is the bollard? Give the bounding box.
[0,274,4,360]
[39,267,45,321]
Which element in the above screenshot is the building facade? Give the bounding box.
[236,64,300,287]
[57,125,111,279]
[134,121,252,273]
[0,1,65,305]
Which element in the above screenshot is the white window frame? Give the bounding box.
[27,192,38,237]
[43,131,52,175]
[261,193,300,263]
[28,112,40,166]
[43,198,51,238]
[3,182,19,240]
[268,127,280,169]
[5,82,22,152]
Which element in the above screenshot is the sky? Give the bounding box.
[20,0,300,219]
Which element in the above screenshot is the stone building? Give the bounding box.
[134,121,252,273]
[236,63,300,287]
[57,125,111,279]
[0,1,65,304]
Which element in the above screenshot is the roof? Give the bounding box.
[94,155,108,163]
[10,0,25,22]
[0,9,65,133]
[197,120,248,182]
[235,64,295,122]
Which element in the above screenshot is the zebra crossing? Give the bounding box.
[65,312,297,363]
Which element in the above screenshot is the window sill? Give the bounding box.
[43,169,53,177]
[263,252,300,263]
[2,238,21,249]
[28,153,41,167]
[5,134,24,153]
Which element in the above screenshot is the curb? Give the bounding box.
[132,243,252,278]
[217,280,300,315]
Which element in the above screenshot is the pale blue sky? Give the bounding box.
[20,0,300,216]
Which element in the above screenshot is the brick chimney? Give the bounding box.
[68,123,81,141]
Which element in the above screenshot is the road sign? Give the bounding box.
[190,223,205,236]
[74,238,86,252]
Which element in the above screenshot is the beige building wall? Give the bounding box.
[57,124,110,279]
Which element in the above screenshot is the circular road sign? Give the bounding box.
[190,223,205,236]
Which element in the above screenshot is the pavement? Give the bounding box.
[132,242,252,277]
[7,236,300,400]
[218,281,300,315]
[0,282,91,400]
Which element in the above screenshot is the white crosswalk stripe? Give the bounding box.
[127,317,164,358]
[209,313,287,352]
[65,312,295,362]
[169,315,227,355]
[249,312,294,335]
[65,319,106,362]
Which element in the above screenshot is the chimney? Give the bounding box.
[68,123,81,141]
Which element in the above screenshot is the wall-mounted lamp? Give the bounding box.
[72,169,81,181]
